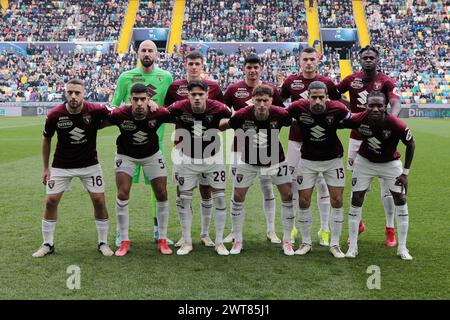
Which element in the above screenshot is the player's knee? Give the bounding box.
[299,196,311,209]
[233,190,246,203]
[45,195,60,209]
[199,184,211,199]
[212,191,226,210]
[117,191,129,201]
[392,192,406,206]
[351,192,365,207]
[154,187,168,202]
[281,191,293,202]
[330,196,343,208]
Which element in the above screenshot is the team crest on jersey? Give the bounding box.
[148,119,157,128]
[297,176,303,185]
[47,180,55,189]
[178,177,184,186]
[234,89,250,99]
[116,159,122,167]
[242,121,256,130]
[382,129,391,139]
[205,115,214,123]
[352,178,357,186]
[299,114,314,124]
[176,86,189,96]
[120,120,137,131]
[236,174,244,183]
[350,78,364,89]
[358,125,372,136]
[325,115,335,125]
[57,119,73,129]
[83,114,92,125]
[157,76,163,83]
[180,114,195,123]
[373,82,382,90]
[291,80,304,90]
[270,121,278,129]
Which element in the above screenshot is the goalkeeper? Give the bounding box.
[112,40,173,246]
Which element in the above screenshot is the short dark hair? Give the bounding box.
[252,84,273,97]
[301,47,317,54]
[244,53,261,65]
[130,83,149,95]
[359,45,379,57]
[308,81,328,93]
[367,91,386,104]
[187,79,208,92]
[186,50,203,61]
[66,78,84,86]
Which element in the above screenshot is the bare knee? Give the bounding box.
[153,186,168,202]
[199,184,211,199]
[330,196,343,208]
[281,191,293,202]
[351,192,365,207]
[299,195,311,209]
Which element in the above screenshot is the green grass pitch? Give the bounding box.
[0,116,449,299]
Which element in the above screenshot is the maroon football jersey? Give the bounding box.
[287,100,350,161]
[164,79,224,106]
[224,80,284,152]
[108,105,171,159]
[223,80,284,111]
[168,99,232,159]
[344,112,413,163]
[281,74,341,142]
[337,72,400,140]
[229,105,292,166]
[43,102,110,169]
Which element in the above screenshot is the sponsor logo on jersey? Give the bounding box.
[120,120,137,131]
[82,114,92,125]
[291,80,305,90]
[382,129,391,139]
[236,174,243,183]
[310,125,325,139]
[176,86,189,96]
[350,78,364,89]
[367,137,382,152]
[234,89,250,99]
[373,81,382,90]
[47,180,55,189]
[148,119,157,128]
[69,127,85,142]
[325,115,335,125]
[242,120,256,130]
[358,124,372,136]
[299,114,314,124]
[57,119,73,129]
[115,159,122,167]
[133,131,148,144]
[180,113,195,123]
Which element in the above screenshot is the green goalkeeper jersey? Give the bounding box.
[112,67,173,107]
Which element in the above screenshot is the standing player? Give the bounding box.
[223,53,285,244]
[168,80,232,256]
[287,81,350,258]
[221,85,295,256]
[342,91,415,260]
[112,40,173,245]
[281,47,342,246]
[337,45,402,246]
[165,50,224,248]
[32,79,114,257]
[104,83,172,256]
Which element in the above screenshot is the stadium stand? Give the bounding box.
[364,0,449,104]
[0,0,127,41]
[0,43,136,102]
[318,0,356,28]
[181,0,308,42]
[134,0,174,28]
